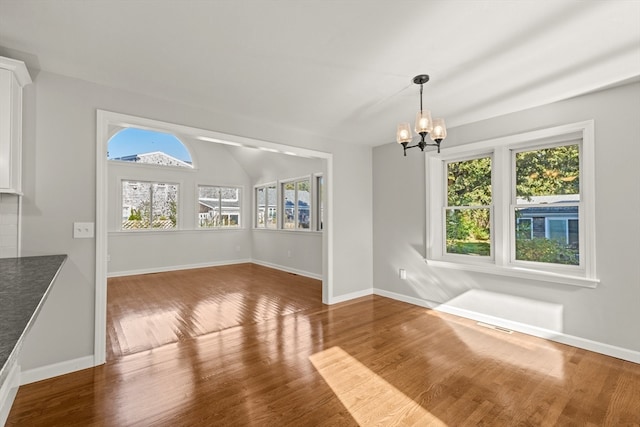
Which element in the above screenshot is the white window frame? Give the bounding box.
[442,154,494,262]
[426,120,598,288]
[254,182,278,229]
[197,184,242,229]
[281,175,313,231]
[120,179,180,231]
[314,173,324,232]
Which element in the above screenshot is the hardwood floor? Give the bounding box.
[7,264,640,426]
[106,263,323,360]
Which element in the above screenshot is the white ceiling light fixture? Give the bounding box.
[396,74,447,156]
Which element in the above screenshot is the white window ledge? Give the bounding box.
[424,259,599,288]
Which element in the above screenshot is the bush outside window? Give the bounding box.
[513,144,580,265]
[445,156,492,257]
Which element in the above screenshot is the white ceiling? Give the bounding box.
[1,0,639,147]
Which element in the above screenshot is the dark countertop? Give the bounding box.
[0,255,67,385]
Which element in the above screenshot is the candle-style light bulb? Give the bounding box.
[396,123,412,144]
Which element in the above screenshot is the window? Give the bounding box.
[108,128,193,168]
[316,174,324,231]
[198,185,241,228]
[255,184,277,228]
[282,177,311,230]
[256,176,322,232]
[445,156,492,257]
[426,121,597,287]
[513,144,580,265]
[122,180,178,230]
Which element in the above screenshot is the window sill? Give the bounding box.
[253,228,323,235]
[109,228,246,235]
[424,258,599,288]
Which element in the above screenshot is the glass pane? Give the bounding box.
[447,156,491,206]
[297,179,311,229]
[199,186,220,228]
[219,187,240,228]
[256,187,266,228]
[283,182,295,229]
[108,128,193,168]
[547,219,567,243]
[445,208,491,256]
[568,219,579,246]
[151,183,178,229]
[516,218,532,240]
[514,206,579,265]
[317,176,324,231]
[122,181,151,229]
[266,185,277,228]
[515,144,579,204]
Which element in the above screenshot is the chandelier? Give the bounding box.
[396,74,447,156]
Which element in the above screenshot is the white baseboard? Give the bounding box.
[20,355,95,386]
[373,288,640,364]
[251,259,322,281]
[329,288,373,304]
[108,258,322,282]
[0,362,20,427]
[107,259,252,278]
[374,288,440,309]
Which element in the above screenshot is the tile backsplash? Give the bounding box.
[0,193,19,258]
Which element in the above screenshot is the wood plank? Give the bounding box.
[7,264,640,426]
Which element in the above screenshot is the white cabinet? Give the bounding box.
[0,57,31,194]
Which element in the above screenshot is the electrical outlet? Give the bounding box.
[73,222,94,238]
[399,269,407,280]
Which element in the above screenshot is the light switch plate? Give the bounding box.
[73,222,94,238]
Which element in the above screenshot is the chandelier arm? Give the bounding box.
[403,140,442,154]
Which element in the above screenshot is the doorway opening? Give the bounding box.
[96,111,333,364]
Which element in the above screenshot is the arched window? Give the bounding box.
[108,127,193,168]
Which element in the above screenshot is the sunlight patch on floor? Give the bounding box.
[310,346,445,426]
[425,309,566,380]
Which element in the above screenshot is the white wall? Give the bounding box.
[373,81,640,357]
[18,70,373,372]
[226,147,326,278]
[0,193,19,258]
[107,136,252,275]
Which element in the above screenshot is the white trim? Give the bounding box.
[109,228,248,236]
[373,289,640,364]
[328,288,373,305]
[0,56,32,87]
[97,110,334,365]
[251,259,322,281]
[374,288,440,309]
[0,361,19,427]
[107,259,252,278]
[253,182,278,229]
[95,111,108,366]
[20,355,94,386]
